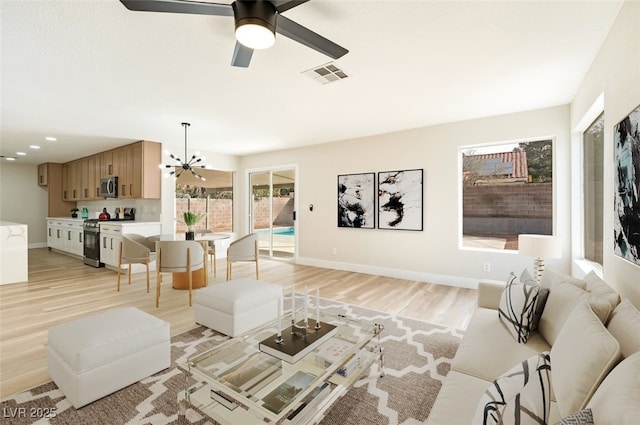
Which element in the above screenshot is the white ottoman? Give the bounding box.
[47,307,170,408]
[194,278,282,337]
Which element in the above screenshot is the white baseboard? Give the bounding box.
[29,242,47,249]
[296,257,478,289]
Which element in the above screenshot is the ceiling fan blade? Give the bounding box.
[275,15,348,60]
[271,0,309,14]
[119,0,233,16]
[231,42,254,68]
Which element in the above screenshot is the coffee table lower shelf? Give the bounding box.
[181,349,379,425]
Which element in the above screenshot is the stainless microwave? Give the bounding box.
[100,177,118,198]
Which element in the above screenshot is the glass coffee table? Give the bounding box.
[178,309,384,424]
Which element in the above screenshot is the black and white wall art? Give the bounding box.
[378,169,423,231]
[614,104,640,267]
[338,173,375,228]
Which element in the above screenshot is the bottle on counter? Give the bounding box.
[81,207,89,219]
[99,208,110,220]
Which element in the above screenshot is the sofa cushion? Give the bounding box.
[424,371,492,425]
[540,267,586,290]
[471,352,552,425]
[498,272,539,343]
[550,301,621,417]
[453,308,551,382]
[538,282,611,345]
[606,299,640,358]
[582,272,620,313]
[587,351,640,425]
[553,409,594,425]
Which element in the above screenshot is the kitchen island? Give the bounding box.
[0,221,28,285]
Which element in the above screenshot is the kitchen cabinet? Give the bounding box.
[38,163,76,217]
[37,163,48,186]
[100,223,122,267]
[47,219,83,257]
[62,160,80,201]
[100,222,161,269]
[118,141,160,199]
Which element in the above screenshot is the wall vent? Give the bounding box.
[302,62,349,85]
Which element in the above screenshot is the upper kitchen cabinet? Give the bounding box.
[37,163,76,216]
[118,141,161,199]
[57,141,162,201]
[101,149,119,177]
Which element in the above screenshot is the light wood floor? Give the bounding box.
[0,248,477,398]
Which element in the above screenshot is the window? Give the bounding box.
[583,113,604,265]
[174,169,234,233]
[461,139,553,250]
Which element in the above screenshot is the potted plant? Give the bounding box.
[70,208,80,218]
[183,211,205,240]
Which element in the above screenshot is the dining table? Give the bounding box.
[147,233,230,290]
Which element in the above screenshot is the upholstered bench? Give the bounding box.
[47,307,170,408]
[194,278,282,337]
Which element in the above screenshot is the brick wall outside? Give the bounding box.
[463,182,552,234]
[175,197,293,233]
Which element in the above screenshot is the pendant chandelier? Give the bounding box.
[159,122,207,181]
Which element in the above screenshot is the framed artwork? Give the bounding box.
[338,173,375,228]
[614,104,640,266]
[378,169,423,231]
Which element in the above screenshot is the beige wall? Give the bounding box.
[0,163,48,246]
[570,0,640,306]
[239,104,572,289]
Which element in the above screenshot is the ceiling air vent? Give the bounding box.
[303,62,349,85]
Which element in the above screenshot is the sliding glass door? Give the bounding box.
[250,168,296,260]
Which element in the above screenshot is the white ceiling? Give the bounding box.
[1,0,624,165]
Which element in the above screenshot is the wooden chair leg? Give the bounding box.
[255,241,259,280]
[128,266,132,285]
[187,248,193,307]
[213,250,217,278]
[156,248,161,307]
[227,261,231,280]
[145,252,150,293]
[117,242,122,291]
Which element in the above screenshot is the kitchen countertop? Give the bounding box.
[46,217,160,225]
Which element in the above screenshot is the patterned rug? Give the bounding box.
[0,299,463,425]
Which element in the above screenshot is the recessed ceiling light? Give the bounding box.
[45,136,57,141]
[16,152,26,156]
[5,157,16,161]
[29,145,41,149]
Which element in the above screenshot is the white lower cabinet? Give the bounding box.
[47,219,83,257]
[99,224,122,268]
[99,222,161,269]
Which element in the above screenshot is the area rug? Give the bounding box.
[0,299,463,425]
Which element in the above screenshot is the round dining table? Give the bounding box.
[147,233,230,290]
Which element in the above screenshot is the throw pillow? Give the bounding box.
[553,409,594,425]
[520,268,549,332]
[538,282,611,345]
[471,352,552,425]
[550,301,621,417]
[587,351,640,424]
[499,272,539,343]
[582,271,620,314]
[606,299,640,358]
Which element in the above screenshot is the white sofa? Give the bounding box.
[426,268,640,425]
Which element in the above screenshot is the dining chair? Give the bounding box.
[226,233,259,280]
[196,229,217,277]
[117,234,156,293]
[155,240,207,307]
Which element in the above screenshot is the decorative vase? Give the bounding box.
[186,226,195,240]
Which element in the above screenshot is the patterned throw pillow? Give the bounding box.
[499,272,539,343]
[472,352,552,425]
[553,408,594,425]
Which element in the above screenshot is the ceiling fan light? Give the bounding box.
[233,1,277,50]
[236,23,275,49]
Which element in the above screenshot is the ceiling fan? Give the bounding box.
[119,0,349,68]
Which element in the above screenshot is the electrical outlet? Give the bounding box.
[483,263,491,272]
[332,247,337,256]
